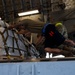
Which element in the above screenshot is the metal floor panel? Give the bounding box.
[0,58,75,75]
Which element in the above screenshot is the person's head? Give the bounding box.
[55,22,63,27]
[55,22,64,32]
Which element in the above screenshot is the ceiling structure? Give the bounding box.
[0,0,75,23]
[0,0,69,22]
[0,0,75,40]
[0,0,42,22]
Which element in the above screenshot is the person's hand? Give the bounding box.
[8,25,15,29]
[17,29,25,34]
[65,39,75,46]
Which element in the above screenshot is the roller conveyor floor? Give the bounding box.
[0,56,75,63]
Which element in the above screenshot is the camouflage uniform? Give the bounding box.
[55,23,75,55]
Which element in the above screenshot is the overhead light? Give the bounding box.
[18,10,39,16]
[0,17,1,20]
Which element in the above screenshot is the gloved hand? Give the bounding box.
[65,39,75,46]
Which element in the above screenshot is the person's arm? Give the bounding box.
[64,39,75,46]
[8,19,45,33]
[35,35,44,46]
[44,47,73,57]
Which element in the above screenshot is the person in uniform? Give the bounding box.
[8,19,75,57]
[55,22,75,54]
